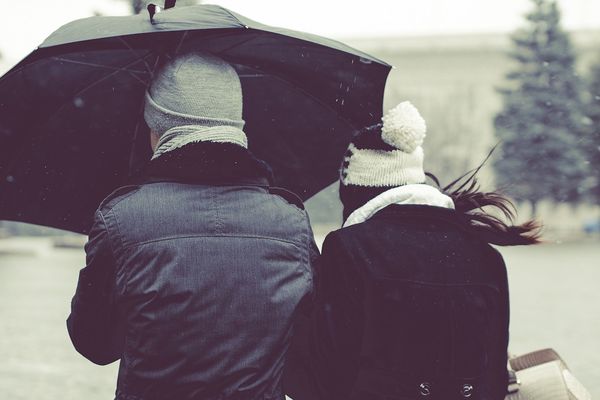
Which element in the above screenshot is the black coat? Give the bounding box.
[306,205,509,400]
[67,143,318,400]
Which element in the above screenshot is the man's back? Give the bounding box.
[69,178,315,400]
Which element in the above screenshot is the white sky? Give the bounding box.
[1,0,600,69]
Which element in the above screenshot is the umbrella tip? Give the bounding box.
[147,3,161,23]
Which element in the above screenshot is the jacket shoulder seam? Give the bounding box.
[268,187,305,210]
[121,233,304,250]
[98,185,142,213]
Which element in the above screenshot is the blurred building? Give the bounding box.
[307,31,600,232]
[348,30,600,186]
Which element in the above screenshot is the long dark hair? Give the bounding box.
[427,149,541,246]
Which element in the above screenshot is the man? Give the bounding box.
[67,52,317,400]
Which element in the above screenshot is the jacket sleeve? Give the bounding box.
[66,210,123,365]
[310,232,365,400]
[302,219,321,314]
[282,215,322,400]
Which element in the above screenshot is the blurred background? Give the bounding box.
[1,0,599,399]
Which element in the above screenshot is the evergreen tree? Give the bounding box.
[494,0,588,215]
[585,61,600,204]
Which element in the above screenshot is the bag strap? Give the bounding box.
[506,349,592,400]
[509,348,564,371]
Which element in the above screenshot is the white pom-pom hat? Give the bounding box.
[341,101,427,187]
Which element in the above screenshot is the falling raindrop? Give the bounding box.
[73,97,85,108]
[6,175,15,183]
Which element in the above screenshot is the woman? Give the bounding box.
[309,102,540,400]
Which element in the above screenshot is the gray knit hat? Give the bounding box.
[144,52,247,157]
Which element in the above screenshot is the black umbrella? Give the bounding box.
[0,3,390,233]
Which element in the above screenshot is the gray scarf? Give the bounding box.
[152,125,248,160]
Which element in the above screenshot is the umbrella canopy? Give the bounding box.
[0,4,390,233]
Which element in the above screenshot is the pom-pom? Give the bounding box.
[381,101,426,153]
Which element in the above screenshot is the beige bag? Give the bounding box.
[505,349,591,400]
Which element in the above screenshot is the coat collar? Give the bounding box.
[343,184,454,227]
[142,142,273,187]
[369,204,480,237]
[372,204,459,221]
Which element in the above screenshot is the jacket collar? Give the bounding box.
[372,204,459,220]
[370,204,476,234]
[141,142,273,187]
[343,184,454,227]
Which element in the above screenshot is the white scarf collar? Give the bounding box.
[343,184,455,228]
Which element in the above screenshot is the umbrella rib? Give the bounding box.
[25,53,157,147]
[149,52,163,80]
[117,37,154,75]
[125,70,151,87]
[51,57,149,75]
[174,31,189,55]
[215,35,260,57]
[68,53,156,98]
